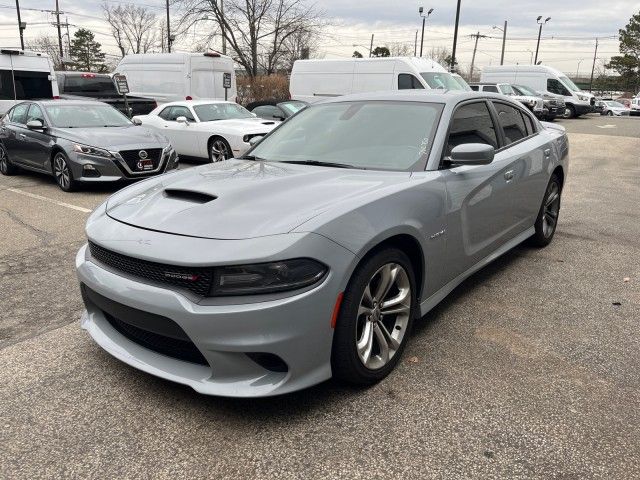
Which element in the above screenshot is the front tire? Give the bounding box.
[52,151,77,192]
[563,105,576,119]
[0,143,18,175]
[331,248,416,385]
[528,174,562,247]
[208,137,232,163]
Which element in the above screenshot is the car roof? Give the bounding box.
[316,89,515,107]
[160,100,237,107]
[28,99,106,107]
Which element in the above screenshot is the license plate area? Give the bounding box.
[137,159,154,171]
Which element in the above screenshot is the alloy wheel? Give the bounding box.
[355,263,411,370]
[543,182,561,238]
[54,154,71,190]
[210,139,230,162]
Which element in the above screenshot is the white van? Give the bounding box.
[290,57,469,103]
[114,52,237,104]
[0,49,58,115]
[481,65,595,118]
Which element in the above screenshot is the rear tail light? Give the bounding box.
[81,73,96,78]
[53,96,60,99]
[203,52,221,57]
[186,96,192,100]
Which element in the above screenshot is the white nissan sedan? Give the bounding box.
[133,100,278,162]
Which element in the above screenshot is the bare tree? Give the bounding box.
[102,2,158,57]
[26,36,64,69]
[279,27,319,71]
[177,0,324,76]
[389,42,412,57]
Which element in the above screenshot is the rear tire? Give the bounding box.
[52,151,77,192]
[0,143,18,176]
[331,248,416,385]
[528,174,562,248]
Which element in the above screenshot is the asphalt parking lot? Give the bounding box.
[1,115,639,479]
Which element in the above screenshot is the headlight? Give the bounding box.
[577,94,589,102]
[210,259,327,296]
[73,144,112,158]
[527,100,536,106]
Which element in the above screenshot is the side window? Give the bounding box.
[522,112,536,136]
[398,74,425,90]
[158,107,173,120]
[26,104,45,124]
[170,106,195,121]
[483,85,499,93]
[547,79,570,96]
[446,102,498,157]
[253,105,281,119]
[0,69,14,100]
[9,103,29,124]
[470,85,479,91]
[494,102,527,145]
[13,70,52,99]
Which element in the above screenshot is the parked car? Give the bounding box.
[599,100,631,116]
[133,100,277,162]
[451,73,472,91]
[630,97,640,116]
[470,82,544,118]
[246,99,308,121]
[77,90,569,397]
[114,52,237,104]
[0,49,59,115]
[290,57,471,103]
[481,65,595,118]
[511,84,565,121]
[56,71,157,117]
[593,100,607,114]
[0,99,177,191]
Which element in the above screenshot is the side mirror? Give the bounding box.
[132,117,142,126]
[251,113,258,117]
[26,119,45,130]
[176,116,189,125]
[450,143,494,165]
[248,135,264,147]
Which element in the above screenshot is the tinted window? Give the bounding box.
[446,102,498,156]
[194,103,253,121]
[250,101,443,171]
[470,85,479,91]
[158,107,172,120]
[253,105,282,119]
[62,75,117,95]
[27,104,45,123]
[0,70,14,100]
[494,103,527,145]
[398,74,424,90]
[13,71,52,100]
[483,85,499,93]
[522,112,536,136]
[9,103,29,124]
[547,79,570,96]
[161,106,195,122]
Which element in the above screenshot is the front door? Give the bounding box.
[160,105,200,157]
[21,103,51,170]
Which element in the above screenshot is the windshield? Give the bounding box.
[279,101,307,115]
[249,101,443,171]
[194,103,253,121]
[514,84,537,96]
[420,72,466,91]
[499,84,515,95]
[559,75,581,92]
[44,104,131,128]
[451,75,472,91]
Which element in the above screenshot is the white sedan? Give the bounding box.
[133,100,278,162]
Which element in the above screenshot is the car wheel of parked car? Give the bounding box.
[607,111,614,116]
[0,143,18,176]
[332,248,416,385]
[53,152,77,192]
[562,105,576,119]
[208,137,232,163]
[529,174,562,247]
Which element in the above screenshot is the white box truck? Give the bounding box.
[114,52,237,104]
[0,49,58,115]
[480,65,595,118]
[290,57,469,103]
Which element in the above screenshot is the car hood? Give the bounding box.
[53,125,169,149]
[105,159,412,239]
[198,118,277,133]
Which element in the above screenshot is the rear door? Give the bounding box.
[2,102,30,164]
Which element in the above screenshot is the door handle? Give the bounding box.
[18,133,26,139]
[504,169,514,181]
[544,148,551,157]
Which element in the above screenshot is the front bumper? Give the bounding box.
[76,220,356,397]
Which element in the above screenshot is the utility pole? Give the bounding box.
[166,0,171,52]
[65,17,71,57]
[451,0,461,72]
[15,0,24,50]
[369,34,374,58]
[54,0,64,69]
[589,38,598,92]
[469,32,487,79]
[500,20,507,65]
[414,30,418,57]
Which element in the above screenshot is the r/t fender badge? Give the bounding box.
[429,229,445,240]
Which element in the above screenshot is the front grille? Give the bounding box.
[105,312,208,365]
[118,148,163,171]
[89,241,213,296]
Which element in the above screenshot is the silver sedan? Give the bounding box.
[76,90,569,397]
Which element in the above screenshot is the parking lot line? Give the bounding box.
[6,188,92,214]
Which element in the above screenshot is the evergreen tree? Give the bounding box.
[70,28,106,72]
[606,11,640,92]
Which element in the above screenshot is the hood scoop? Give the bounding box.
[163,189,217,204]
[261,121,276,125]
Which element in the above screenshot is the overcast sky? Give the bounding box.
[1,0,638,75]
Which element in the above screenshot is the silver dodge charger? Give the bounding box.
[76,90,569,397]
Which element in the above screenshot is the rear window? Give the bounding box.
[62,75,117,95]
[0,70,14,100]
[13,71,52,100]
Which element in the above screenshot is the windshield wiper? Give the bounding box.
[279,160,361,169]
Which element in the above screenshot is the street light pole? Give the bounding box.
[450,0,461,72]
[418,7,433,57]
[576,59,583,77]
[15,0,24,50]
[534,16,550,65]
[414,30,418,57]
